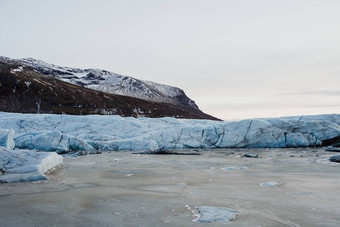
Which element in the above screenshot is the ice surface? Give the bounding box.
[0,129,15,150]
[196,206,237,223]
[0,112,340,153]
[0,148,63,183]
[0,149,338,225]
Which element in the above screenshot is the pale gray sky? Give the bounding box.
[1,0,340,120]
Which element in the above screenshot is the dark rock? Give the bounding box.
[322,136,340,147]
[135,149,201,155]
[85,72,105,80]
[243,153,260,158]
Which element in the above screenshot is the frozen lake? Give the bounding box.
[0,148,339,226]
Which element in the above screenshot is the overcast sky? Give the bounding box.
[1,0,340,120]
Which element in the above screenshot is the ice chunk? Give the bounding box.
[88,138,158,151]
[259,182,279,187]
[69,136,95,151]
[329,154,340,163]
[196,206,237,223]
[0,129,15,150]
[15,131,69,153]
[285,133,310,147]
[297,121,340,141]
[222,166,248,170]
[0,148,63,183]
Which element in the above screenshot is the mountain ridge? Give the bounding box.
[1,56,198,110]
[0,57,220,120]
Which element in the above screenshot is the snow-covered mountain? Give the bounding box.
[0,57,218,120]
[1,57,198,109]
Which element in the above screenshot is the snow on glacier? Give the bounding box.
[0,147,63,183]
[0,112,340,153]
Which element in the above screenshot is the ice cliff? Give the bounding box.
[1,112,340,153]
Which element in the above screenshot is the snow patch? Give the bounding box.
[10,66,23,73]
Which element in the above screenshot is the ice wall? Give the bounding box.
[0,112,340,153]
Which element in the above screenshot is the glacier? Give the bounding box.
[0,112,340,153]
[1,112,340,183]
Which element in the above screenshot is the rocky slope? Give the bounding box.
[0,56,198,109]
[0,58,219,120]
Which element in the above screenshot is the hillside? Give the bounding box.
[0,59,220,120]
[1,56,198,109]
